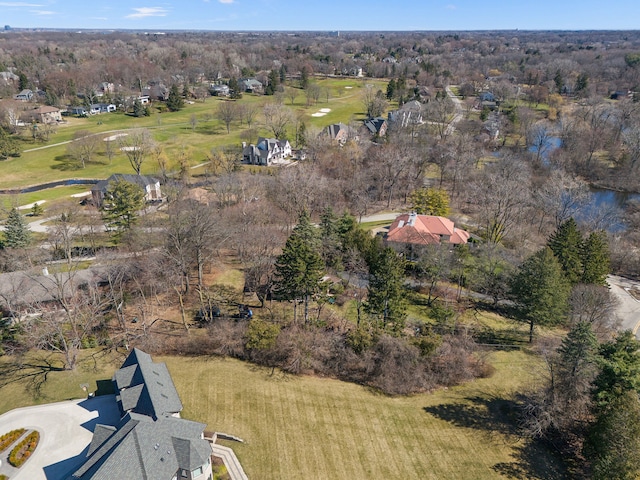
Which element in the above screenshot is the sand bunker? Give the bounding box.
[104,133,128,142]
[319,108,331,113]
[120,146,140,151]
[70,191,91,198]
[311,112,327,117]
[345,86,353,89]
[18,200,46,210]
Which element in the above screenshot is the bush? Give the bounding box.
[8,430,39,467]
[0,428,26,452]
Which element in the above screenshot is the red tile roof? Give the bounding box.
[386,213,470,246]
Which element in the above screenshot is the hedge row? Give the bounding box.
[0,428,26,452]
[8,430,39,468]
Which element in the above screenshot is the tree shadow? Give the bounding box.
[51,154,81,171]
[424,396,566,479]
[0,353,65,399]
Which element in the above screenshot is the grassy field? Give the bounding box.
[0,78,387,195]
[0,347,561,480]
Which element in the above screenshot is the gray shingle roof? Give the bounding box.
[69,350,212,480]
[114,348,183,419]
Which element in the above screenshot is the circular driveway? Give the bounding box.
[0,395,120,480]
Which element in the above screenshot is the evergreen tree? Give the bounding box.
[555,321,599,419]
[18,72,28,91]
[100,180,145,243]
[228,77,242,99]
[592,330,640,409]
[548,218,584,285]
[273,211,325,324]
[300,65,310,89]
[0,127,20,159]
[386,78,396,100]
[266,69,279,95]
[279,64,287,83]
[365,245,407,332]
[585,390,640,480]
[166,84,184,111]
[132,98,146,117]
[510,247,570,342]
[3,208,31,248]
[581,230,610,285]
[319,207,342,270]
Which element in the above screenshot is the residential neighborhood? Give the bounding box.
[0,20,640,480]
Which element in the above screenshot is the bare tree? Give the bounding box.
[118,128,153,175]
[208,146,241,175]
[67,130,100,169]
[241,103,259,128]
[216,100,240,134]
[263,103,294,139]
[361,84,388,118]
[468,156,531,244]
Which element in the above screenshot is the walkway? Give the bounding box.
[206,433,249,480]
[608,275,640,338]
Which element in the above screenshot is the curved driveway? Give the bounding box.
[0,395,120,480]
[608,275,640,338]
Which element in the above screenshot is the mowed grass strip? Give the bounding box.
[167,349,550,480]
[0,348,555,479]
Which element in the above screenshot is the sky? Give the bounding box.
[1,0,639,31]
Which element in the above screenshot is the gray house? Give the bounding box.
[67,349,213,480]
[91,174,161,207]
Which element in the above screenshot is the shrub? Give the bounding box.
[8,430,40,467]
[0,428,26,452]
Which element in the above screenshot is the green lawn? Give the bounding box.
[0,347,561,479]
[0,78,388,193]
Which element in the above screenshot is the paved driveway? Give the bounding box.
[0,395,120,480]
[608,275,640,338]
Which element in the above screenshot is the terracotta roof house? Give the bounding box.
[242,137,292,166]
[91,174,161,207]
[30,105,62,124]
[385,213,470,250]
[67,349,213,480]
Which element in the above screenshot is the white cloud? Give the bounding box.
[0,2,44,6]
[219,0,234,3]
[31,9,55,15]
[125,7,169,19]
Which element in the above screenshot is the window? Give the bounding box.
[192,466,203,477]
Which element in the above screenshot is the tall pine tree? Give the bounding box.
[273,211,325,324]
[365,245,407,333]
[548,218,584,285]
[510,247,570,342]
[581,230,610,285]
[166,84,184,111]
[3,208,31,248]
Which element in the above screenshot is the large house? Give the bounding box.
[242,137,291,166]
[322,123,358,145]
[239,78,263,93]
[385,213,470,252]
[91,174,162,207]
[29,106,62,124]
[363,117,388,137]
[14,89,33,101]
[387,100,424,129]
[67,349,213,480]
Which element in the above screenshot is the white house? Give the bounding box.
[242,137,292,166]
